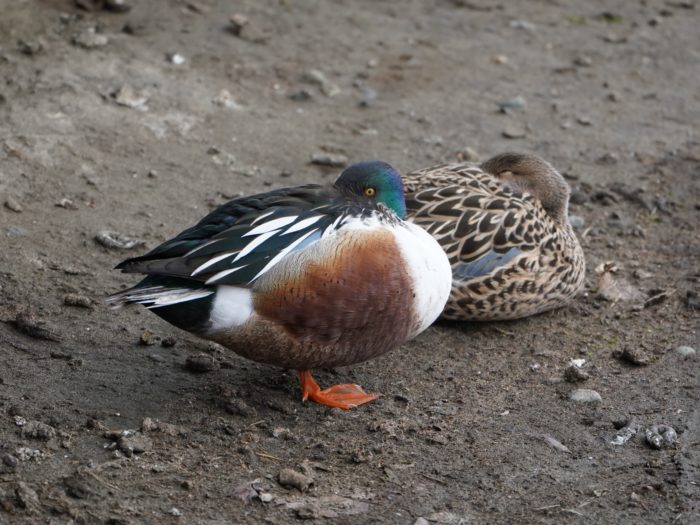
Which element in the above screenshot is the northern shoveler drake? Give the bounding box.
[403,152,585,321]
[108,161,452,409]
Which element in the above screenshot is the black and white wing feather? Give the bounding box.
[115,186,367,287]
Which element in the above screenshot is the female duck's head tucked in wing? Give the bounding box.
[108,161,451,409]
[403,152,585,322]
[480,152,572,226]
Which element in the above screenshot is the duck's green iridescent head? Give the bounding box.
[335,161,406,219]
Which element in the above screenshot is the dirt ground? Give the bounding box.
[1,0,699,523]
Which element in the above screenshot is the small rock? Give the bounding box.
[168,53,186,65]
[288,89,313,102]
[564,364,589,383]
[1,453,18,469]
[212,89,242,109]
[10,311,61,342]
[645,425,677,449]
[185,353,219,373]
[568,214,585,229]
[17,38,43,56]
[415,519,430,525]
[168,507,182,517]
[499,95,526,113]
[63,293,93,308]
[610,422,640,446]
[139,330,158,346]
[72,27,109,48]
[158,422,184,436]
[15,447,41,461]
[104,0,132,13]
[542,434,571,453]
[573,56,593,67]
[632,269,653,280]
[509,19,535,30]
[301,69,341,97]
[104,429,128,441]
[95,230,146,249]
[674,346,695,358]
[685,291,700,310]
[577,115,593,126]
[141,417,157,432]
[121,20,146,35]
[22,420,57,440]
[272,427,292,440]
[234,479,272,502]
[595,262,644,302]
[310,153,348,168]
[112,85,149,110]
[278,468,313,492]
[56,198,78,209]
[15,482,41,514]
[233,480,259,503]
[4,197,23,213]
[595,151,620,167]
[229,13,249,36]
[117,433,153,456]
[161,336,177,348]
[613,346,649,366]
[63,473,98,500]
[502,126,526,139]
[181,480,193,490]
[570,389,602,403]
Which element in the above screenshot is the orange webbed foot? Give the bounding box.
[297,370,382,410]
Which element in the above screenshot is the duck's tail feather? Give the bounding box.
[106,285,215,309]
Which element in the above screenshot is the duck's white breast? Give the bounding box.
[392,221,452,335]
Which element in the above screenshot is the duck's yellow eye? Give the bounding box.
[364,187,376,197]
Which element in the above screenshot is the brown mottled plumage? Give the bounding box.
[403,152,585,321]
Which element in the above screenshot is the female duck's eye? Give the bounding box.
[364,187,376,197]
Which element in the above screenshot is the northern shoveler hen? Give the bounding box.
[403,152,585,321]
[108,161,452,409]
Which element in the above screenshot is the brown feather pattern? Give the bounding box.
[403,158,585,321]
